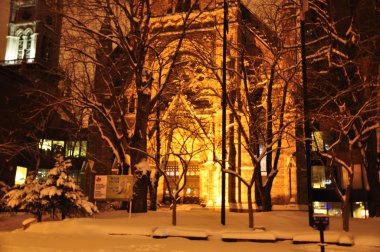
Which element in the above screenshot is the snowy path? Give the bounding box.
[0,208,379,252]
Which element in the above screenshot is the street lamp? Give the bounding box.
[221,0,229,226]
[300,0,314,227]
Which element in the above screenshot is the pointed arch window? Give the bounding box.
[25,33,32,59]
[129,94,136,113]
[17,34,24,60]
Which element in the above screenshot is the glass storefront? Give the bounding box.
[352,201,368,219]
[313,201,342,216]
[313,201,368,219]
[312,166,333,189]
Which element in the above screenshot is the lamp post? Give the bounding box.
[300,0,314,227]
[221,0,228,226]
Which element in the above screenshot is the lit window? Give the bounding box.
[313,201,342,216]
[39,139,64,152]
[312,165,332,188]
[40,139,52,151]
[312,131,324,151]
[15,166,28,185]
[65,141,87,157]
[259,145,267,176]
[313,201,327,215]
[52,140,64,153]
[353,202,368,219]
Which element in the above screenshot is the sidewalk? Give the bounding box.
[0,207,379,252]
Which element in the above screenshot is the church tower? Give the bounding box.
[4,0,62,68]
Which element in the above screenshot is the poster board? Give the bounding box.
[94,175,134,200]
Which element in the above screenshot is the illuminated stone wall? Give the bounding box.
[148,1,302,209]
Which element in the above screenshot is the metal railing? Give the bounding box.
[0,58,36,65]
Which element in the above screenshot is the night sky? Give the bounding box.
[0,0,10,60]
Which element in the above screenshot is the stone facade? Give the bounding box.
[146,0,305,209]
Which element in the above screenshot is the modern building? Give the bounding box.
[0,0,87,186]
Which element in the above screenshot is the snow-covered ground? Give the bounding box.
[0,205,379,252]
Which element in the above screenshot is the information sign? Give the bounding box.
[94,175,134,200]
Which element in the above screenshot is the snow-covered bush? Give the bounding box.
[0,181,10,211]
[4,155,98,221]
[3,173,48,221]
[40,154,98,219]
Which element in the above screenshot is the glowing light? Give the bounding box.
[15,166,28,185]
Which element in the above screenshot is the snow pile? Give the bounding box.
[293,231,354,245]
[152,226,209,239]
[21,218,36,229]
[222,230,276,242]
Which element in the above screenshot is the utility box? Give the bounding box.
[313,215,329,231]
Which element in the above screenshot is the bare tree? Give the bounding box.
[54,0,205,212]
[154,93,210,225]
[305,0,379,231]
[192,1,300,228]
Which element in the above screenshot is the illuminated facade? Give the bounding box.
[147,0,303,210]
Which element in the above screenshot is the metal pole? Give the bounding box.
[221,0,228,226]
[319,229,325,252]
[155,97,161,211]
[300,6,313,227]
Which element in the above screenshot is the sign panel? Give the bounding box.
[94,175,107,199]
[94,175,134,200]
[107,175,134,200]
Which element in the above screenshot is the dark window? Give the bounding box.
[22,11,32,20]
[46,15,54,25]
[17,7,34,22]
[175,0,191,12]
[41,36,50,62]
[25,33,32,59]
[17,35,24,59]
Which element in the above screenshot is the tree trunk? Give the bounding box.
[172,197,177,226]
[254,183,262,211]
[342,198,351,232]
[341,180,353,232]
[228,113,236,205]
[260,174,276,212]
[36,212,42,222]
[254,145,262,211]
[261,186,272,212]
[130,91,151,213]
[149,171,161,211]
[132,175,148,213]
[247,187,254,229]
[365,131,380,217]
